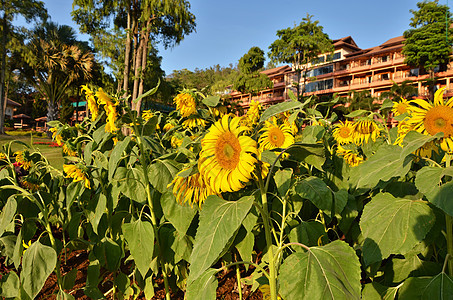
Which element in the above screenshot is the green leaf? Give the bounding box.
[384,255,441,284]
[108,136,131,180]
[259,101,304,123]
[274,169,293,196]
[188,195,254,283]
[361,282,399,300]
[286,143,325,170]
[148,159,180,193]
[344,109,369,118]
[295,176,332,211]
[0,271,19,298]
[122,219,155,277]
[56,290,75,300]
[186,268,218,300]
[288,221,328,250]
[103,238,122,272]
[161,192,197,235]
[87,194,107,235]
[0,197,16,236]
[415,166,453,216]
[62,268,79,291]
[381,98,395,110]
[349,144,412,189]
[202,95,221,107]
[398,273,453,300]
[21,241,57,299]
[278,240,361,300]
[400,131,442,158]
[300,125,325,144]
[360,193,435,266]
[132,81,160,104]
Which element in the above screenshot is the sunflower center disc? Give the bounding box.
[215,132,241,170]
[269,128,284,147]
[424,105,453,137]
[339,127,351,138]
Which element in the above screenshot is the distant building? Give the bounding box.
[5,98,21,119]
[229,34,453,108]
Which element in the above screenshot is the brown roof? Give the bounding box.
[343,35,405,60]
[7,98,21,107]
[332,36,361,51]
[261,65,292,76]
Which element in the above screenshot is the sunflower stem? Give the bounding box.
[260,188,278,300]
[445,155,453,276]
[131,110,172,300]
[236,265,243,300]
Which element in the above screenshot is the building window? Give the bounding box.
[409,68,419,77]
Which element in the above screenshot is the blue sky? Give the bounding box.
[14,0,434,75]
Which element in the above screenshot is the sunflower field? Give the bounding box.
[1,83,453,300]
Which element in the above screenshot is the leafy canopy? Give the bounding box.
[402,0,453,72]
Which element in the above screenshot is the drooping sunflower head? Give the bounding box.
[211,106,228,119]
[405,87,453,152]
[174,92,197,118]
[169,167,219,208]
[246,100,261,125]
[14,150,32,170]
[332,120,354,145]
[182,117,207,129]
[352,118,381,145]
[392,97,411,116]
[0,152,7,161]
[81,85,99,121]
[259,121,294,153]
[199,115,258,193]
[63,143,77,157]
[96,88,119,133]
[63,163,91,189]
[163,122,176,132]
[336,145,364,167]
[20,175,40,192]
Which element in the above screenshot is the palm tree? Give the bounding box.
[17,22,95,123]
[381,80,418,101]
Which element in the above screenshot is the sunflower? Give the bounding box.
[259,121,294,153]
[49,127,63,146]
[63,163,91,189]
[20,176,40,192]
[171,135,183,148]
[62,143,77,157]
[163,122,175,132]
[174,92,197,118]
[336,145,364,167]
[199,115,258,193]
[0,152,7,160]
[169,168,219,207]
[332,120,354,144]
[211,106,228,118]
[96,88,118,133]
[407,87,453,153]
[392,98,411,116]
[245,100,261,125]
[182,117,207,129]
[81,85,99,121]
[352,118,381,145]
[259,284,282,300]
[14,151,31,170]
[394,119,413,146]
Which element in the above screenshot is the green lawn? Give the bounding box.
[0,133,65,169]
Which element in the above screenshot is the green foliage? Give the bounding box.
[403,0,453,72]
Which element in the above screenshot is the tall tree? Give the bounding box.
[268,14,333,100]
[0,0,47,134]
[233,46,272,101]
[402,0,452,100]
[72,0,196,113]
[13,22,95,124]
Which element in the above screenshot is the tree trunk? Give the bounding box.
[131,33,144,108]
[122,9,134,97]
[136,19,152,113]
[46,101,58,137]
[0,14,8,135]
